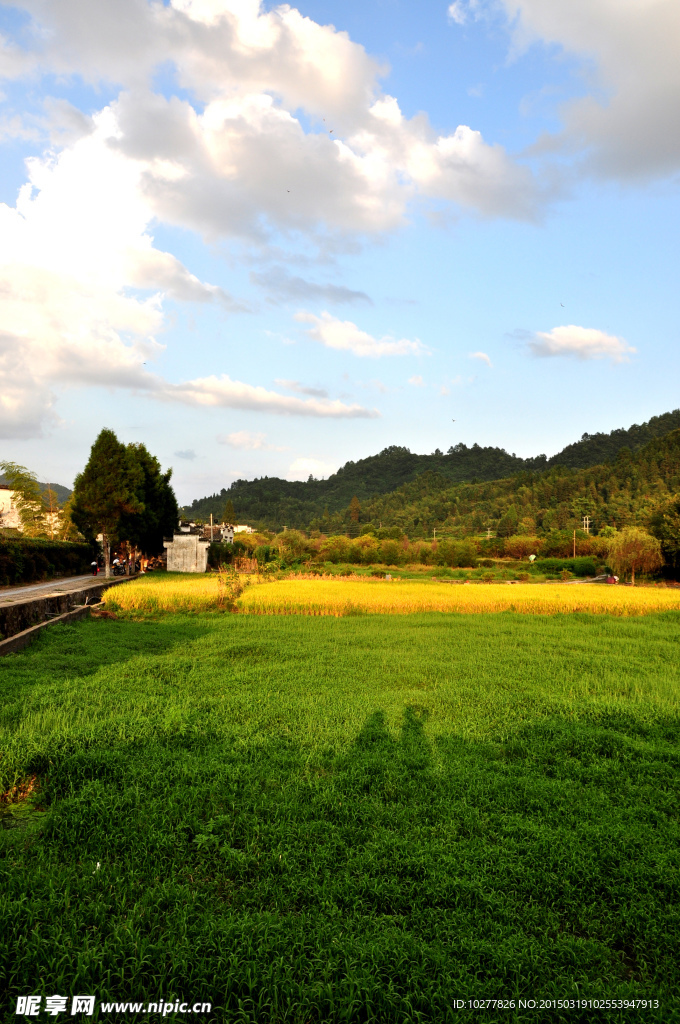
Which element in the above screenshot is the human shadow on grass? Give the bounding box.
[5,707,679,1018]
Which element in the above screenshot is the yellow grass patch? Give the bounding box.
[108,573,680,617]
[239,579,680,616]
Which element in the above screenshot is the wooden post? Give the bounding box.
[573,529,576,559]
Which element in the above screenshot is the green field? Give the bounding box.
[1,611,679,1023]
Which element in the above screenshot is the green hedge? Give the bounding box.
[533,557,599,577]
[0,537,95,587]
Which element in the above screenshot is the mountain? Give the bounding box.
[182,408,680,531]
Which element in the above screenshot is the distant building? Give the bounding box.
[234,524,254,534]
[163,522,210,572]
[0,486,21,530]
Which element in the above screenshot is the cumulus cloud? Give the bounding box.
[251,266,371,306]
[408,375,425,386]
[498,0,680,180]
[528,325,635,363]
[0,0,552,435]
[469,351,492,367]
[2,0,543,236]
[295,310,427,358]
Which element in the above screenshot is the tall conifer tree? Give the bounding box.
[71,429,143,577]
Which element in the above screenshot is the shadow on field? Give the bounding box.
[10,616,216,680]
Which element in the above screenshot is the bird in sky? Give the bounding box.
[560,303,565,307]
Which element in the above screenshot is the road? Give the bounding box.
[0,574,130,606]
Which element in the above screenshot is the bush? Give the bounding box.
[0,537,94,586]
[533,557,598,577]
[378,539,405,565]
[436,539,478,568]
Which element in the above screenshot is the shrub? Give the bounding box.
[0,537,94,586]
[533,557,598,577]
[378,539,405,565]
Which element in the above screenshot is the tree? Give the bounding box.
[0,462,46,536]
[496,504,518,538]
[224,498,236,524]
[648,496,680,572]
[349,495,361,522]
[607,527,663,584]
[119,444,178,563]
[71,429,143,577]
[504,535,539,559]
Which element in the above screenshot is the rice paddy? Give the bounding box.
[107,571,680,618]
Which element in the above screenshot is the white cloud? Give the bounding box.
[0,105,381,437]
[499,0,680,180]
[408,375,425,386]
[2,0,543,235]
[528,325,635,363]
[174,449,197,460]
[157,375,377,417]
[217,430,287,450]
[447,1,482,26]
[295,310,427,358]
[252,266,371,306]
[288,456,337,481]
[469,351,492,367]
[274,379,329,398]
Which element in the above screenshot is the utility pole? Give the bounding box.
[433,527,436,540]
[573,529,576,559]
[210,513,214,542]
[486,528,492,539]
[582,515,591,535]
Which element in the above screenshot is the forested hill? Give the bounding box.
[182,408,680,530]
[543,409,680,469]
[358,427,680,540]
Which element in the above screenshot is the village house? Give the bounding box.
[0,485,22,531]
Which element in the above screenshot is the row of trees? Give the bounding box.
[72,429,178,576]
[221,523,665,581]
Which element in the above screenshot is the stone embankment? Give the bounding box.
[0,576,135,655]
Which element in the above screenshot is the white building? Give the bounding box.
[163,522,210,572]
[0,486,21,530]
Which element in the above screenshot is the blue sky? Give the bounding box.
[0,0,678,503]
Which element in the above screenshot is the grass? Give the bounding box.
[107,572,680,618]
[1,609,679,1023]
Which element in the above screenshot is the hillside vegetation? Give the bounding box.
[184,409,680,531]
[355,428,680,540]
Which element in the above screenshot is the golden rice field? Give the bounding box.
[107,572,680,617]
